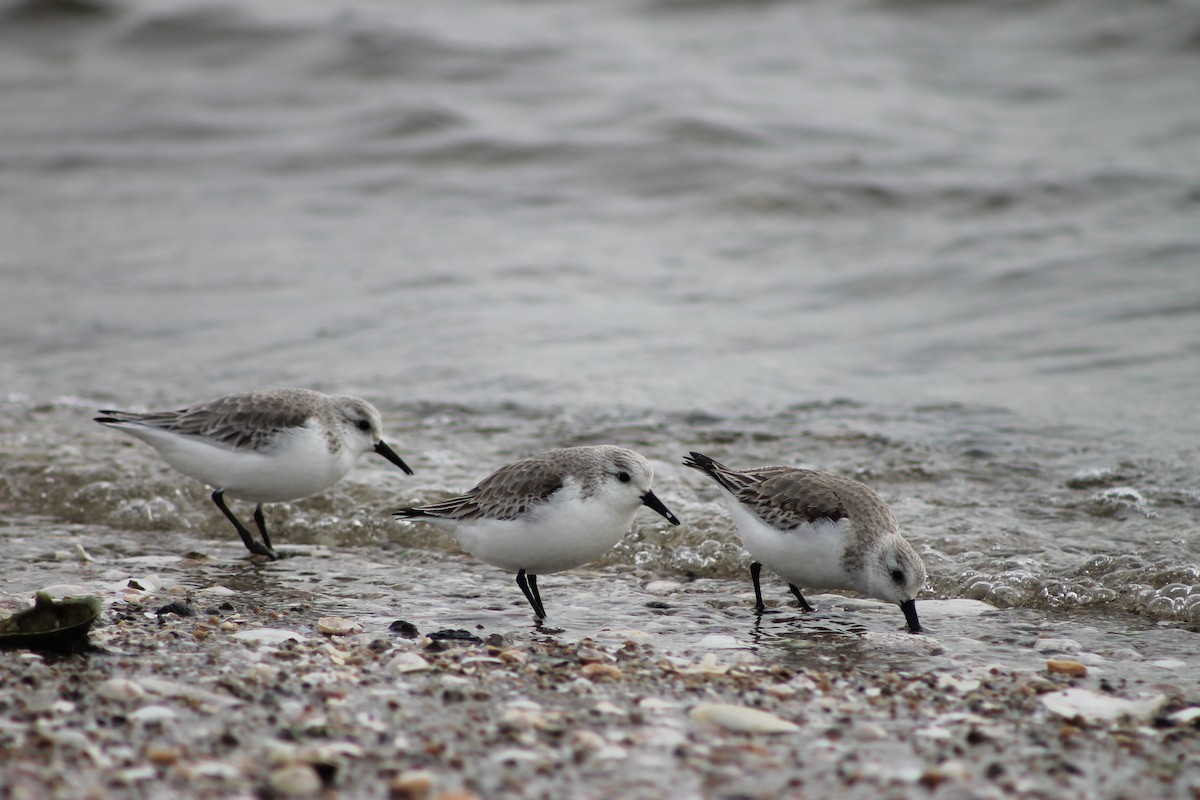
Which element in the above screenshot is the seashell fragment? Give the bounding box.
[97,677,146,703]
[580,663,622,681]
[1041,689,1166,723]
[689,702,800,734]
[318,616,364,636]
[387,652,431,674]
[231,628,305,645]
[129,705,177,723]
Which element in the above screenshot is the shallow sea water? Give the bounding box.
[6,511,1200,696]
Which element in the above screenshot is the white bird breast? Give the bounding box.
[442,483,642,574]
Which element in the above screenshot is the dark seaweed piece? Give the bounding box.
[427,629,483,644]
[0,592,102,653]
[155,601,195,618]
[389,620,419,638]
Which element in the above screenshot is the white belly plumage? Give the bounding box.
[438,491,639,574]
[725,499,860,593]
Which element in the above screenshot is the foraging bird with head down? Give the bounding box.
[395,445,680,619]
[683,451,926,632]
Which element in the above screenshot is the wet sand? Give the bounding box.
[2,522,1198,800]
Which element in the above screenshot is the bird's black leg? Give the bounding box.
[252,503,274,552]
[750,561,766,613]
[516,569,546,619]
[211,491,276,559]
[788,584,815,612]
[528,574,544,615]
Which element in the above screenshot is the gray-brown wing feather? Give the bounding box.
[98,391,313,451]
[686,453,850,531]
[398,459,564,522]
[740,468,850,530]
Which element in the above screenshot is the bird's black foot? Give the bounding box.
[246,542,279,560]
[788,584,815,613]
[516,569,547,619]
[212,491,278,561]
[750,561,767,614]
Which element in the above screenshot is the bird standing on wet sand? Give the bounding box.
[394,445,680,619]
[95,388,414,560]
[683,451,926,632]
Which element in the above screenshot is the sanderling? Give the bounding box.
[683,451,926,632]
[394,445,680,619]
[96,388,414,559]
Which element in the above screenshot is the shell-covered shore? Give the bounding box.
[2,521,1198,799]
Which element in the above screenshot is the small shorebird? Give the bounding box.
[394,445,680,619]
[683,451,925,632]
[96,388,413,559]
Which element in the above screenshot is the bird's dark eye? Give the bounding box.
[356,419,371,432]
[891,569,905,584]
[617,471,631,483]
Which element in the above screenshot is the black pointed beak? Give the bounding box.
[374,440,414,475]
[900,598,922,633]
[641,490,680,526]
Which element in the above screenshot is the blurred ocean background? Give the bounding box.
[1,0,1199,661]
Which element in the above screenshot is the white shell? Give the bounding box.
[317,616,364,636]
[387,652,431,673]
[129,705,178,723]
[268,763,322,797]
[1041,689,1167,723]
[231,628,305,644]
[96,678,146,703]
[689,703,800,734]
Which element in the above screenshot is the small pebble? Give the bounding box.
[155,601,195,618]
[936,674,982,692]
[1034,638,1082,654]
[856,722,889,741]
[144,743,182,765]
[592,701,624,716]
[389,620,420,638]
[498,648,527,665]
[1046,659,1088,678]
[268,763,322,797]
[580,663,622,681]
[428,629,483,644]
[390,770,435,800]
[569,729,606,753]
[96,678,145,703]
